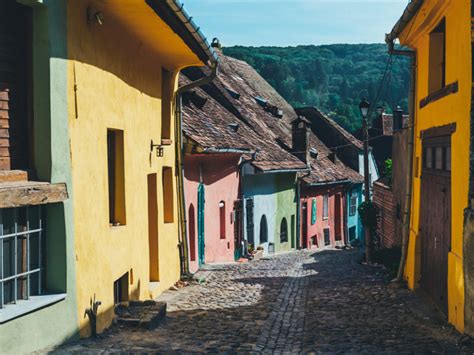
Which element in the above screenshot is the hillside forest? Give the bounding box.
[224,44,410,133]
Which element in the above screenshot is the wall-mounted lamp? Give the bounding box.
[87,6,104,25]
[150,140,164,157]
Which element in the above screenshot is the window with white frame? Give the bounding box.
[349,191,358,216]
[1,206,43,309]
[323,195,329,220]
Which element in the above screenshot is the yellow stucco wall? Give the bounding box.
[67,1,203,337]
[399,0,471,332]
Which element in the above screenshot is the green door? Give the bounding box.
[197,184,205,267]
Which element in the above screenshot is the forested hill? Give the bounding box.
[223,44,410,133]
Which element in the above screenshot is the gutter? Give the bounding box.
[203,148,252,154]
[256,168,310,174]
[175,60,219,277]
[305,179,352,187]
[147,0,219,65]
[386,34,417,282]
[385,0,424,45]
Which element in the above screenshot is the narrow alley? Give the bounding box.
[58,250,471,354]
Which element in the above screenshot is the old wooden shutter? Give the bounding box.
[0,1,30,170]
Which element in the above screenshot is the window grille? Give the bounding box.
[0,206,43,309]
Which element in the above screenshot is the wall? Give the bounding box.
[242,171,297,254]
[184,154,241,273]
[300,184,345,249]
[399,0,471,332]
[358,152,380,197]
[0,1,80,353]
[373,181,398,248]
[67,1,188,336]
[347,184,363,245]
[392,130,409,249]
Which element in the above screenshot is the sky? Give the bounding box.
[184,0,409,47]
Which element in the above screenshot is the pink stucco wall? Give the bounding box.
[300,185,345,249]
[184,154,241,273]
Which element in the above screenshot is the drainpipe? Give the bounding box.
[386,41,416,282]
[175,61,219,277]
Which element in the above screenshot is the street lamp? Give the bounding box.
[359,98,370,119]
[359,98,372,264]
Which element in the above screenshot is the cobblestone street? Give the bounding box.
[57,250,473,353]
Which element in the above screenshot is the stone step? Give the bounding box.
[115,300,167,330]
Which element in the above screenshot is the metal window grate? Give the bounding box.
[0,206,43,309]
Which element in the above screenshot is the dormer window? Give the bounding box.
[226,88,240,99]
[428,19,446,94]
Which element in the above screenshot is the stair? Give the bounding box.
[115,300,167,330]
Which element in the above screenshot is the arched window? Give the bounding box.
[219,201,226,239]
[280,218,288,243]
[188,204,196,261]
[260,215,268,243]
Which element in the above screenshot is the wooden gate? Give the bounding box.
[419,132,452,314]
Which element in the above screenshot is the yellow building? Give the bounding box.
[67,0,217,336]
[387,0,471,333]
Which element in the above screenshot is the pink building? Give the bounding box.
[184,154,242,273]
[300,185,346,249]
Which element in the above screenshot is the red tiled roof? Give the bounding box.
[181,51,363,183]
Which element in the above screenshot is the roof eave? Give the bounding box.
[386,0,424,44]
[146,0,218,65]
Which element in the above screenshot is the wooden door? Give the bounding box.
[233,199,243,261]
[147,174,159,281]
[197,184,205,267]
[335,194,342,241]
[301,202,308,248]
[419,135,451,314]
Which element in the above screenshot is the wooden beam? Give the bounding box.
[0,181,68,208]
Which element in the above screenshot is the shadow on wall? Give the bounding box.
[68,1,167,100]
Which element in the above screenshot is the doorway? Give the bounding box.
[147,173,159,281]
[419,133,452,314]
[302,202,308,248]
[197,184,205,267]
[335,194,342,241]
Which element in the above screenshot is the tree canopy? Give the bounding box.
[223,44,410,133]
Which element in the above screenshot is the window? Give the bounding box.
[324,228,331,246]
[161,69,172,140]
[280,218,288,243]
[349,191,358,216]
[1,207,43,309]
[188,205,196,261]
[162,167,174,223]
[428,19,446,94]
[113,272,129,305]
[311,198,317,225]
[107,129,126,226]
[349,226,356,242]
[219,201,226,239]
[259,215,268,244]
[323,195,329,220]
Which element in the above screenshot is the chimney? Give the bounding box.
[393,106,403,132]
[292,117,310,163]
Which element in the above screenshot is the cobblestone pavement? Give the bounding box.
[56,250,474,354]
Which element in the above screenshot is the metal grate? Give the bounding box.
[0,206,43,309]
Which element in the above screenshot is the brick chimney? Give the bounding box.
[292,117,311,163]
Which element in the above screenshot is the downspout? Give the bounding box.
[175,61,219,277]
[387,41,416,282]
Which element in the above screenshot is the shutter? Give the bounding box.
[311,198,317,225]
